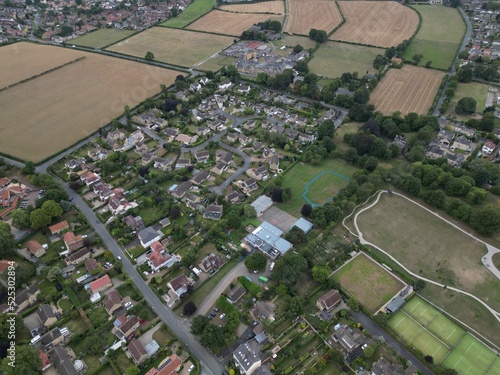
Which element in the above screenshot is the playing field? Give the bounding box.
[370,65,445,115]
[0,43,180,162]
[195,54,236,72]
[403,296,465,347]
[187,10,282,36]
[303,171,350,206]
[356,193,500,312]
[445,82,490,120]
[107,27,234,67]
[70,29,135,49]
[161,0,215,28]
[444,333,500,375]
[285,0,342,35]
[220,1,284,14]
[389,311,450,363]
[309,41,384,79]
[332,253,404,313]
[404,5,465,70]
[278,159,358,216]
[332,1,418,47]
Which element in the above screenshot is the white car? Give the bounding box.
[117,256,122,261]
[188,365,195,372]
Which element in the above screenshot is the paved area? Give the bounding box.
[138,324,161,346]
[259,206,297,232]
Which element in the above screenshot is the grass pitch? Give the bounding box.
[161,0,216,28]
[332,253,404,313]
[309,41,384,79]
[304,171,350,206]
[70,29,135,49]
[107,27,234,67]
[404,5,466,70]
[445,82,490,120]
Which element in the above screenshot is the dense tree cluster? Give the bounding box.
[308,28,328,43]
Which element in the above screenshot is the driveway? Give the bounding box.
[138,324,161,346]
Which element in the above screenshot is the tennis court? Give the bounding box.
[403,296,465,346]
[443,333,500,375]
[388,311,450,363]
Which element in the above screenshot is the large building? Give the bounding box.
[243,221,292,260]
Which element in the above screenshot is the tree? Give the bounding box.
[469,208,500,236]
[347,298,360,311]
[30,209,52,229]
[182,301,197,316]
[308,28,327,43]
[81,336,102,355]
[423,189,446,208]
[293,44,304,53]
[200,324,225,347]
[46,266,62,281]
[354,88,370,104]
[271,187,283,202]
[301,204,312,217]
[21,161,35,175]
[244,251,267,272]
[41,200,63,218]
[412,54,423,64]
[125,367,141,375]
[374,313,389,326]
[424,355,433,364]
[363,156,378,172]
[191,316,209,335]
[363,343,377,358]
[1,345,42,375]
[456,67,473,83]
[225,212,241,229]
[286,296,305,317]
[272,252,308,289]
[456,97,477,115]
[145,51,155,60]
[169,207,181,220]
[425,61,432,68]
[312,265,331,284]
[11,209,31,229]
[243,204,257,218]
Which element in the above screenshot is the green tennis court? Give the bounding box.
[388,311,450,363]
[443,333,500,375]
[403,296,465,346]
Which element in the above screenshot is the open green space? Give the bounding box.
[403,296,465,347]
[70,29,135,48]
[272,34,318,50]
[309,41,384,79]
[161,0,216,28]
[443,333,500,375]
[196,55,236,72]
[304,171,350,206]
[278,159,358,216]
[404,5,465,70]
[333,253,404,313]
[57,298,73,312]
[388,311,450,364]
[356,194,500,312]
[445,82,490,120]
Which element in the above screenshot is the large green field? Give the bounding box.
[196,54,236,72]
[70,29,135,48]
[445,82,490,120]
[161,0,215,28]
[332,253,404,313]
[404,5,465,70]
[278,159,358,216]
[309,41,384,79]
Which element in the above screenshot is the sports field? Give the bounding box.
[445,82,490,120]
[443,333,500,375]
[70,29,135,49]
[403,296,465,347]
[309,41,384,79]
[107,27,234,67]
[332,253,404,313]
[195,54,236,72]
[404,5,466,70]
[161,0,215,28]
[277,159,358,216]
[303,171,350,206]
[388,311,450,363]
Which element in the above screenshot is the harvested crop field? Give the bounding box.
[70,29,135,49]
[285,0,342,35]
[332,1,419,47]
[0,44,180,162]
[219,1,284,14]
[187,10,282,36]
[107,27,234,67]
[0,42,86,89]
[370,65,444,115]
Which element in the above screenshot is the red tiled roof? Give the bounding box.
[49,220,69,234]
[84,258,99,273]
[89,275,112,293]
[0,260,16,273]
[27,240,43,255]
[157,355,182,375]
[0,177,10,186]
[150,241,164,253]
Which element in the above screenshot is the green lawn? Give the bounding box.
[70,29,135,49]
[58,298,73,313]
[404,5,465,70]
[278,159,358,216]
[304,171,350,206]
[88,306,109,328]
[445,82,491,120]
[309,41,384,79]
[153,325,175,346]
[161,0,216,28]
[272,34,318,50]
[196,55,236,72]
[333,253,404,313]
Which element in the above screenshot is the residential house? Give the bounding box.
[482,140,496,155]
[121,130,144,151]
[392,135,408,150]
[147,250,178,272]
[268,157,279,172]
[253,141,263,152]
[168,274,193,299]
[27,240,46,258]
[64,248,90,266]
[65,159,83,170]
[122,215,144,231]
[251,301,275,322]
[108,196,137,216]
[128,340,148,365]
[37,304,58,328]
[225,191,245,204]
[163,128,180,141]
[233,341,262,375]
[316,289,341,312]
[175,158,192,169]
[242,177,258,193]
[335,88,354,96]
[185,194,203,211]
[114,315,140,339]
[84,258,99,274]
[200,77,210,85]
[237,83,251,94]
[88,146,110,161]
[88,275,113,294]
[298,133,315,143]
[227,285,246,303]
[171,181,193,198]
[203,205,223,220]
[239,134,251,145]
[175,134,198,145]
[262,148,274,159]
[41,327,64,350]
[219,79,232,91]
[107,130,126,143]
[189,82,201,92]
[247,166,269,181]
[50,346,78,375]
[217,150,233,164]
[80,171,100,186]
[159,217,171,228]
[453,124,476,138]
[437,129,454,148]
[284,128,299,140]
[211,162,227,176]
[227,132,239,143]
[243,120,257,130]
[320,109,336,122]
[331,325,367,361]
[195,126,210,137]
[138,227,162,248]
[14,284,40,312]
[253,366,273,375]
[154,157,173,171]
[145,354,182,375]
[270,125,284,134]
[199,253,224,273]
[191,170,210,185]
[63,232,85,252]
[450,135,472,152]
[194,150,210,163]
[93,181,115,201]
[49,220,69,235]
[371,357,417,375]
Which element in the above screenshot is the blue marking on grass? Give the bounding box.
[302,171,350,207]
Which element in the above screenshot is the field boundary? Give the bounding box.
[342,190,500,324]
[302,170,349,207]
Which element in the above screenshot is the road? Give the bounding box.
[352,312,434,375]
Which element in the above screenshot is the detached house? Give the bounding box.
[50,346,79,375]
[103,290,123,315]
[247,166,269,181]
[114,315,140,339]
[194,150,210,163]
[199,253,224,273]
[171,181,193,198]
[233,341,262,375]
[203,205,223,220]
[450,135,472,152]
[219,79,232,91]
[168,274,193,299]
[138,227,162,248]
[128,340,148,365]
[108,196,136,216]
[49,220,69,236]
[316,289,341,312]
[147,250,178,272]
[482,141,496,155]
[154,157,173,171]
[27,240,46,258]
[64,247,90,266]
[37,304,58,328]
[63,232,85,251]
[191,170,210,185]
[14,284,40,312]
[88,275,113,294]
[242,177,259,192]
